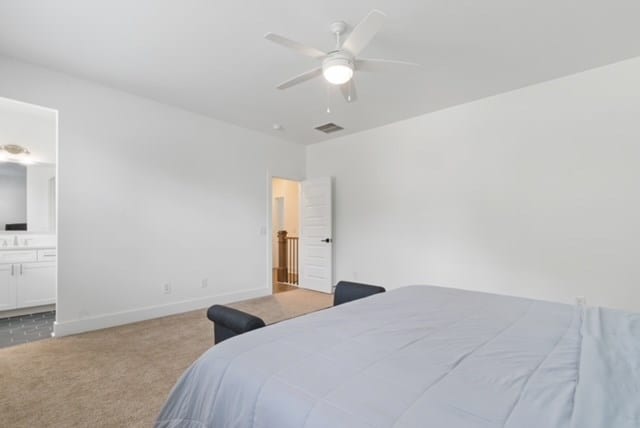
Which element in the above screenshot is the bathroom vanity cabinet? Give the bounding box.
[0,248,56,311]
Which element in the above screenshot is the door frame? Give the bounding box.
[0,96,59,331]
[265,171,303,293]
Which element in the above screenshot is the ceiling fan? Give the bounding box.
[265,10,419,103]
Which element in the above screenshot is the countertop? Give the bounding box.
[0,246,57,251]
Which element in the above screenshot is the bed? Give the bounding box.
[156,285,639,428]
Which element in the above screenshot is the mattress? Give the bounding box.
[156,285,639,428]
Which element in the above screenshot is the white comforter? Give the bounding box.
[156,285,640,428]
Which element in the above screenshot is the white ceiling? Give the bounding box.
[0,1,638,144]
[0,96,57,164]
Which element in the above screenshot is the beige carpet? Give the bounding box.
[0,289,332,428]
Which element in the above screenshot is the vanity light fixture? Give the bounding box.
[0,144,34,164]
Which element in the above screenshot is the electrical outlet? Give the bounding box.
[201,278,208,288]
[353,271,358,280]
[575,296,586,306]
[163,283,171,294]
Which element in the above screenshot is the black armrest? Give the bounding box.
[206,305,266,344]
[333,281,386,306]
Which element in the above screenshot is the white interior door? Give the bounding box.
[300,177,333,293]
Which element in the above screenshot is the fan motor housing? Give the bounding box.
[322,51,354,74]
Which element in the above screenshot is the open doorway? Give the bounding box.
[0,96,58,348]
[271,177,301,294]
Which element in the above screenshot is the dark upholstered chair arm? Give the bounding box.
[333,281,386,306]
[207,305,266,344]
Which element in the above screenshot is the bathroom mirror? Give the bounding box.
[0,162,56,233]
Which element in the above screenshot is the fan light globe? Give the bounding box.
[323,64,353,85]
[322,53,354,85]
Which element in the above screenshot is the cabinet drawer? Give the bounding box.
[37,249,57,261]
[0,250,37,264]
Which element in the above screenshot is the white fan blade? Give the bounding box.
[340,80,357,103]
[276,67,323,90]
[341,10,386,56]
[264,33,327,59]
[356,58,421,72]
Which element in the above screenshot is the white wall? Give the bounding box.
[307,57,640,312]
[26,164,55,232]
[0,56,305,335]
[0,163,26,229]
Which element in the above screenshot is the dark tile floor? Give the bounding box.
[0,310,55,348]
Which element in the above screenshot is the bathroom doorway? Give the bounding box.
[0,96,58,348]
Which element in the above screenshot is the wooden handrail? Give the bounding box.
[276,231,299,285]
[277,230,288,283]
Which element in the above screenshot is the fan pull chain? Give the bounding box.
[326,84,331,114]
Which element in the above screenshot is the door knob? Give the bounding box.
[321,238,332,243]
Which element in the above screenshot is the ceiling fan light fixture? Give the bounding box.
[323,64,353,85]
[266,10,419,102]
[322,53,354,85]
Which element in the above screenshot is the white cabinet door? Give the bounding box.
[0,264,17,311]
[300,177,333,293]
[16,262,56,308]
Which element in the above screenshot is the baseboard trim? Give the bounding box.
[53,287,270,337]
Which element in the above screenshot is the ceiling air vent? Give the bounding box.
[315,123,344,134]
